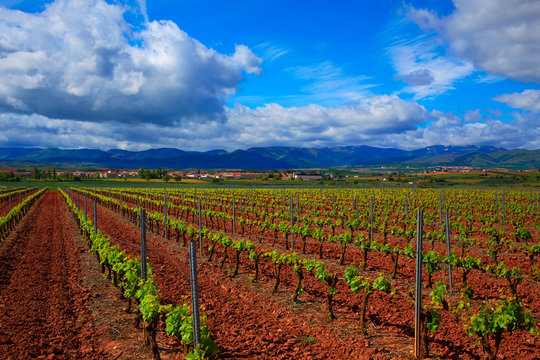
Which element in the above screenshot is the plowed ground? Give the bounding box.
[0,191,153,359]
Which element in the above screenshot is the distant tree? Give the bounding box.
[33,167,41,180]
[163,174,171,182]
[138,169,151,179]
[0,171,14,181]
[174,175,182,183]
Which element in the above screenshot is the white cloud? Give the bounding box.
[464,109,483,123]
[407,113,540,150]
[224,95,431,147]
[287,61,375,104]
[255,42,289,62]
[2,95,538,151]
[389,38,474,99]
[408,0,540,83]
[0,95,432,150]
[493,89,540,113]
[0,0,261,125]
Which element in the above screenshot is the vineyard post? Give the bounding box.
[414,209,424,359]
[9,194,11,211]
[188,240,202,348]
[370,196,373,242]
[445,209,453,293]
[140,209,147,281]
[192,197,196,223]
[205,191,208,209]
[19,190,22,204]
[164,192,168,240]
[77,192,79,209]
[405,192,409,217]
[240,195,243,213]
[84,195,87,222]
[474,188,477,202]
[502,190,506,228]
[320,188,323,202]
[94,200,97,234]
[454,192,457,217]
[442,190,446,208]
[356,195,359,218]
[495,192,498,215]
[332,193,335,209]
[296,195,299,218]
[198,200,203,256]
[439,196,443,228]
[137,194,139,209]
[290,196,294,250]
[232,194,236,233]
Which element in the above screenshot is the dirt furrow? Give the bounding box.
[0,190,156,359]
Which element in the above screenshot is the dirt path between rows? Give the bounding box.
[0,190,153,359]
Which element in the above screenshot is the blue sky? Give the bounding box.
[0,0,539,150]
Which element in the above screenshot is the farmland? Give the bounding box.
[0,184,538,359]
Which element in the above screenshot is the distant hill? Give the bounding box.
[0,145,537,170]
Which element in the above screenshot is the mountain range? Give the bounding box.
[0,145,538,170]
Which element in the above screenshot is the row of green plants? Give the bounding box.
[0,188,44,240]
[61,189,218,360]
[0,187,31,203]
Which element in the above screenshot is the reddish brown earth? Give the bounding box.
[0,191,154,359]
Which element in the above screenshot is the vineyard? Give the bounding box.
[0,184,539,359]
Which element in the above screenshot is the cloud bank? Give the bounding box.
[0,0,261,125]
[2,96,538,151]
[494,89,540,113]
[408,0,540,83]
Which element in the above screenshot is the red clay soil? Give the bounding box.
[0,190,152,359]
